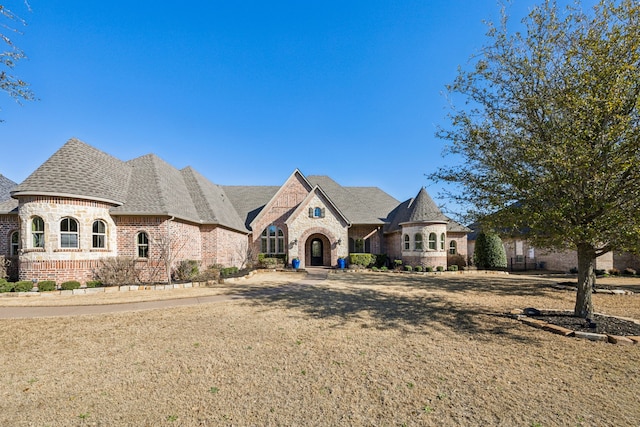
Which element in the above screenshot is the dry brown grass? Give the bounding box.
[1,271,638,426]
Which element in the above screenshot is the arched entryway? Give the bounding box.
[304,233,332,267]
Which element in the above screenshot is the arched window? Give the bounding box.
[10,231,19,256]
[348,237,355,252]
[137,232,149,258]
[60,218,79,248]
[414,233,423,250]
[440,233,446,250]
[428,233,437,250]
[92,220,107,248]
[261,225,284,254]
[32,216,44,248]
[403,234,410,250]
[449,240,457,255]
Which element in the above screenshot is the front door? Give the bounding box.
[311,238,323,266]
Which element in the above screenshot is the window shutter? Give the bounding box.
[309,207,313,218]
[321,208,325,218]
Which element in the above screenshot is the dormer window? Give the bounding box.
[309,207,325,218]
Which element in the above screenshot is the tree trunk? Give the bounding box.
[574,243,596,319]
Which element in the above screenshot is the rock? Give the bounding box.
[607,335,634,345]
[523,307,542,316]
[573,331,608,342]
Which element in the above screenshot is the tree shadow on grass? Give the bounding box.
[231,282,535,343]
[329,272,560,298]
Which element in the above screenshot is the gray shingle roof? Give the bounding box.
[0,174,17,202]
[307,175,398,224]
[110,154,201,220]
[406,187,449,223]
[12,138,132,204]
[222,186,280,229]
[385,187,468,233]
[181,167,247,232]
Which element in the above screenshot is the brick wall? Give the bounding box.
[0,214,19,257]
[400,223,448,268]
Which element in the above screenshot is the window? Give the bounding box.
[354,238,365,253]
[449,240,457,255]
[309,207,325,218]
[428,233,437,250]
[414,234,423,250]
[137,232,149,258]
[403,234,410,250]
[32,216,44,248]
[349,237,355,252]
[10,231,19,256]
[92,220,106,248]
[261,225,284,254]
[440,233,446,250]
[60,218,79,248]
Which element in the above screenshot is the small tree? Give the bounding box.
[473,232,507,270]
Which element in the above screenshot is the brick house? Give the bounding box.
[0,138,469,283]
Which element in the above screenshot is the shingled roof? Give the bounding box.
[0,174,18,214]
[0,174,16,202]
[385,187,469,233]
[307,175,398,225]
[12,138,132,204]
[181,167,247,232]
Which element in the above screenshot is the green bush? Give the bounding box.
[415,266,423,272]
[607,268,619,276]
[220,267,239,277]
[404,265,413,272]
[380,266,388,271]
[426,266,434,272]
[393,259,403,270]
[86,280,103,288]
[436,266,444,272]
[61,280,82,291]
[374,254,388,268]
[473,232,507,270]
[349,253,376,268]
[447,265,459,272]
[15,281,34,292]
[37,280,56,292]
[0,279,14,293]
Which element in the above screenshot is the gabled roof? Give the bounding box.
[248,169,313,229]
[307,175,398,225]
[285,185,350,227]
[12,138,132,205]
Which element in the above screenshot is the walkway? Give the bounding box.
[0,268,330,319]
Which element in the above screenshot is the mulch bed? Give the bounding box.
[530,312,640,336]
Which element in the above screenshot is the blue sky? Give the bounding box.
[1,0,584,218]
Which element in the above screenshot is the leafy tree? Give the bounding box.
[432,0,640,318]
[473,232,507,270]
[1,3,34,118]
